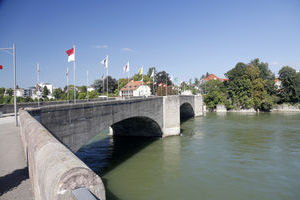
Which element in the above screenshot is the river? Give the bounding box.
[77,112,300,200]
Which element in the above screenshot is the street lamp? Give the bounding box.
[0,44,18,126]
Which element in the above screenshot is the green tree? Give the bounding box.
[93,76,117,94]
[0,88,5,95]
[78,86,87,93]
[203,80,228,110]
[87,90,99,99]
[53,88,64,99]
[278,66,299,103]
[78,92,87,99]
[6,88,13,96]
[147,67,156,77]
[42,86,49,98]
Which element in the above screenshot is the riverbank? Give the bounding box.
[213,103,300,113]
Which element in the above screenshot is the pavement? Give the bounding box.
[0,116,33,200]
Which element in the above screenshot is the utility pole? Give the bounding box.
[0,44,18,126]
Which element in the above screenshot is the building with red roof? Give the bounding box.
[202,74,229,82]
[120,80,151,97]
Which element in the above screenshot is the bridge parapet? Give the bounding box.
[19,109,106,200]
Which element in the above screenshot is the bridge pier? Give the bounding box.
[162,96,180,137]
[193,95,204,117]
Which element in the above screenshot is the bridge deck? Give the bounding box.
[0,116,33,200]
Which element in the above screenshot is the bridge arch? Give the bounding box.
[180,102,195,122]
[111,116,163,137]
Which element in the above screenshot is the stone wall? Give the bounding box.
[272,104,300,112]
[19,109,106,200]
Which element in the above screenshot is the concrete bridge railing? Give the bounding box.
[19,109,106,200]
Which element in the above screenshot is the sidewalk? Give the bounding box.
[0,116,33,200]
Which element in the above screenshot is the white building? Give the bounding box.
[38,83,53,94]
[15,88,35,98]
[120,80,151,97]
[87,86,95,92]
[15,88,24,97]
[275,79,282,89]
[181,90,193,95]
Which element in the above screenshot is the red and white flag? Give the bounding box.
[123,61,129,72]
[0,65,3,70]
[65,47,75,62]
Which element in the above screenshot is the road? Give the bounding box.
[0,116,33,200]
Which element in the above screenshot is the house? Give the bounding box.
[38,83,53,94]
[87,86,95,92]
[181,90,193,95]
[202,74,229,82]
[15,88,24,97]
[15,88,35,98]
[119,80,151,97]
[274,79,282,89]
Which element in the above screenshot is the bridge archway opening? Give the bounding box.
[111,117,163,137]
[180,103,195,122]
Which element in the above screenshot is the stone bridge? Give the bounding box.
[27,95,203,152]
[19,95,203,199]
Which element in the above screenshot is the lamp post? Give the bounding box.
[0,44,17,126]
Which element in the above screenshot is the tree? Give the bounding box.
[278,66,298,103]
[92,79,104,93]
[53,88,64,99]
[87,90,99,99]
[0,88,5,95]
[147,67,156,77]
[78,92,87,99]
[203,79,228,110]
[6,88,13,96]
[152,71,172,94]
[42,86,49,98]
[250,58,273,80]
[78,86,87,93]
[92,76,117,94]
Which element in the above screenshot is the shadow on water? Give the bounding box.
[76,135,158,200]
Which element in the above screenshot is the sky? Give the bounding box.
[0,0,300,88]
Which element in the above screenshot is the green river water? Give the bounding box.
[77,112,300,200]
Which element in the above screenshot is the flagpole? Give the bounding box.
[67,67,69,102]
[86,70,89,101]
[37,63,40,107]
[152,75,154,96]
[166,74,168,96]
[106,61,108,100]
[73,45,76,103]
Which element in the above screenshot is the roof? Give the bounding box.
[203,74,228,82]
[120,80,147,91]
[275,78,281,83]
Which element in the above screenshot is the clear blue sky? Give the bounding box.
[1,0,300,88]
